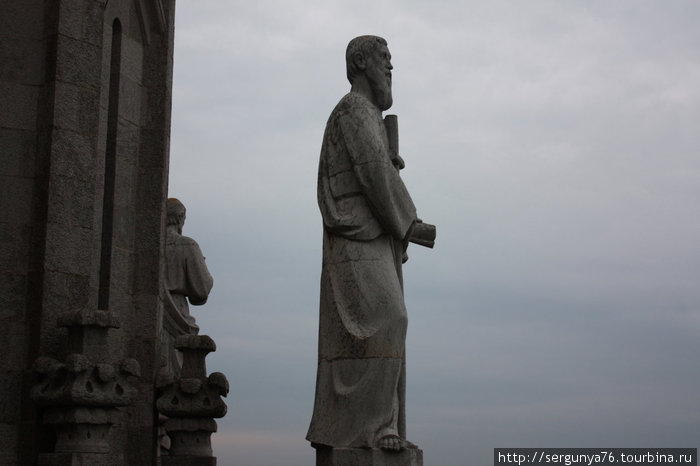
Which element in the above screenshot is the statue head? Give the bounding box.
[346,35,393,111]
[167,198,186,234]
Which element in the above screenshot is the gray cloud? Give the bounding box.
[168,1,700,464]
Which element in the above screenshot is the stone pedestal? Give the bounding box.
[31,310,140,464]
[161,456,217,466]
[157,335,228,464]
[37,452,124,466]
[316,447,423,466]
[42,407,117,453]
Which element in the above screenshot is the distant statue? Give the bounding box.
[164,198,214,334]
[307,35,436,454]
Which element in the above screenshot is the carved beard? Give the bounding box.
[367,65,393,111]
[372,83,393,111]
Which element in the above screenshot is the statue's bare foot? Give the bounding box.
[377,435,403,451]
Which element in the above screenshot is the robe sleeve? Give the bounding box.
[184,240,214,305]
[338,106,417,241]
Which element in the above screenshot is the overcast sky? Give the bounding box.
[167,1,700,464]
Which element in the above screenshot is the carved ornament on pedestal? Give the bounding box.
[31,310,141,455]
[157,334,228,463]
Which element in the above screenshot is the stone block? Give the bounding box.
[133,253,159,293]
[46,174,96,230]
[124,330,158,383]
[65,273,92,311]
[0,372,23,422]
[0,175,34,226]
[43,223,93,276]
[143,86,169,128]
[110,246,135,292]
[50,129,96,182]
[57,310,120,329]
[0,271,28,318]
[125,11,145,45]
[0,423,18,458]
[142,42,169,82]
[42,270,71,316]
[0,36,45,85]
[112,205,135,250]
[0,222,31,272]
[56,0,104,46]
[116,118,140,166]
[71,182,97,230]
[95,105,108,158]
[53,83,100,135]
[123,422,157,466]
[107,294,131,325]
[55,36,101,91]
[0,128,37,177]
[133,211,161,251]
[38,452,124,466]
[114,146,137,192]
[119,76,144,126]
[120,37,144,85]
[130,295,160,329]
[0,1,45,40]
[136,167,166,212]
[82,3,104,46]
[0,82,39,130]
[98,37,111,112]
[316,447,423,466]
[161,456,216,466]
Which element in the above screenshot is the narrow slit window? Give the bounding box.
[98,18,122,310]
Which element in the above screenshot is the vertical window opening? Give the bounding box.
[98,18,122,310]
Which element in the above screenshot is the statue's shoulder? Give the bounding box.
[166,231,199,248]
[332,92,373,117]
[177,235,199,248]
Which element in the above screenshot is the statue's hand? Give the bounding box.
[409,220,436,248]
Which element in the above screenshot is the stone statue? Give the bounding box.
[307,35,436,461]
[158,199,226,463]
[164,198,214,333]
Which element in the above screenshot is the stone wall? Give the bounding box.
[0,1,50,463]
[0,1,176,464]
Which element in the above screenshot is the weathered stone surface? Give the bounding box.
[32,310,140,411]
[316,447,423,466]
[58,310,120,328]
[308,35,436,455]
[42,407,117,453]
[0,36,44,85]
[0,423,19,459]
[157,334,228,461]
[0,82,39,130]
[0,175,34,226]
[38,452,124,466]
[0,1,45,39]
[52,83,99,134]
[163,199,213,335]
[56,0,104,45]
[161,456,217,466]
[165,418,217,456]
[175,334,216,352]
[31,308,141,461]
[54,35,101,91]
[1,0,180,462]
[51,129,97,181]
[45,175,97,229]
[0,373,22,423]
[0,128,37,177]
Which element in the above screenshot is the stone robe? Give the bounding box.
[164,229,214,330]
[307,92,418,448]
